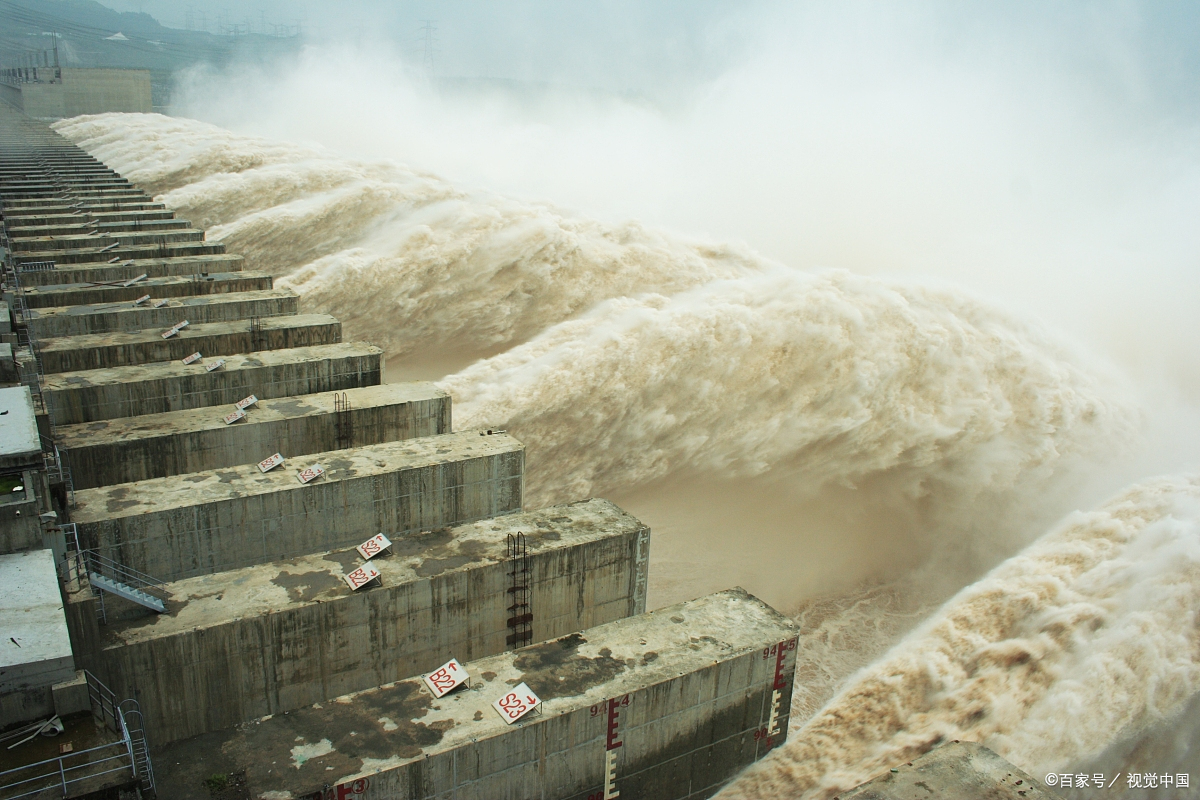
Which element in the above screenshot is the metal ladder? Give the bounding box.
[249,315,269,351]
[506,532,533,648]
[334,391,354,449]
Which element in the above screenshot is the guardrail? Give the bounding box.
[0,674,156,799]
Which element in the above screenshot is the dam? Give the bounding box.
[0,103,805,799]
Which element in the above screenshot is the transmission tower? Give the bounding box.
[419,21,438,80]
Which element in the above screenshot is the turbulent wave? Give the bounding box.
[54,113,1134,510]
[56,113,1178,796]
[443,266,1133,507]
[717,474,1200,799]
[54,114,759,360]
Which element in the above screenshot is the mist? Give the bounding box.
[54,0,1200,794]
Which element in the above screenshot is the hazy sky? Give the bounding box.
[86,0,1200,418]
[92,1,1200,106]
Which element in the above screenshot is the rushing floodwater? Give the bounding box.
[54,112,1198,797]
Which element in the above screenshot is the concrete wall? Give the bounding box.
[17,69,152,118]
[20,272,272,308]
[0,493,42,554]
[26,288,297,339]
[73,431,525,581]
[38,313,342,373]
[42,342,380,425]
[11,254,245,287]
[77,500,649,744]
[14,240,226,266]
[60,383,450,488]
[152,589,798,800]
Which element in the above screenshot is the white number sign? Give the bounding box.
[235,394,258,410]
[223,409,246,425]
[133,294,150,306]
[344,562,381,591]
[297,464,325,484]
[174,320,189,330]
[493,683,541,724]
[161,327,178,339]
[423,658,468,698]
[121,273,147,287]
[204,359,226,372]
[356,533,392,561]
[257,452,284,473]
[152,299,168,308]
[182,352,202,365]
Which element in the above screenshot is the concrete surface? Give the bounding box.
[0,550,75,726]
[0,386,40,470]
[59,382,450,488]
[152,589,798,800]
[72,430,524,581]
[19,271,273,308]
[25,288,298,339]
[36,313,342,373]
[10,254,244,287]
[41,341,381,424]
[77,499,650,744]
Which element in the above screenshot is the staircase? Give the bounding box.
[86,550,168,615]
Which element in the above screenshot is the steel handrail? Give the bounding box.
[85,551,169,601]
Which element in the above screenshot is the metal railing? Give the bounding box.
[4,263,75,507]
[0,674,156,800]
[86,550,169,624]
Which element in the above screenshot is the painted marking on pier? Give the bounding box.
[356,533,391,561]
[257,452,284,473]
[297,464,325,484]
[493,683,541,724]
[604,749,620,799]
[423,658,468,698]
[344,562,381,591]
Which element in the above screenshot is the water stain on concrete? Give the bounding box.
[414,539,494,578]
[514,633,627,700]
[272,569,343,603]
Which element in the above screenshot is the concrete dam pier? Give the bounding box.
[0,103,807,800]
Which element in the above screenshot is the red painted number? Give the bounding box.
[309,777,368,799]
[429,663,459,690]
[499,692,528,719]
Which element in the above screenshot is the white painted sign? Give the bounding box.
[356,533,392,561]
[161,328,178,339]
[121,273,147,287]
[297,464,325,484]
[133,294,150,306]
[493,683,541,724]
[344,562,381,591]
[257,452,284,473]
[174,320,190,330]
[182,352,202,365]
[205,359,226,372]
[223,409,246,425]
[235,394,258,410]
[152,299,168,308]
[422,658,468,698]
